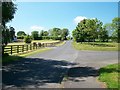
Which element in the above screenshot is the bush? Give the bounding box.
[24,35,32,43]
[17,36,24,39]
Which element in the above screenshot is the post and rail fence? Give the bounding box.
[3,41,63,55]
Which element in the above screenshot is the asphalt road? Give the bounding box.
[2,41,118,89]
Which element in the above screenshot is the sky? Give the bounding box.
[7,2,118,36]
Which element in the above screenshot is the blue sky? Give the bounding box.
[7,2,118,35]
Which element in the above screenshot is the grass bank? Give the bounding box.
[98,64,120,88]
[72,41,119,51]
[2,48,52,64]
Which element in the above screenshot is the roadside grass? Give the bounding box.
[98,64,120,88]
[8,40,60,45]
[2,48,52,64]
[72,41,119,51]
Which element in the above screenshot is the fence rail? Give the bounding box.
[3,41,62,55]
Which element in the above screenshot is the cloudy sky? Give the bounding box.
[7,2,118,35]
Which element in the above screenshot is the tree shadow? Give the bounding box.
[66,67,99,82]
[2,57,77,88]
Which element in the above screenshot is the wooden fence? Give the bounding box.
[3,41,62,55]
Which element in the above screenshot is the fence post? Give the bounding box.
[36,44,37,49]
[17,46,19,53]
[30,44,32,50]
[11,46,12,55]
[22,45,24,52]
[26,45,28,51]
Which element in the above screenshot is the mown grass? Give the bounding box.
[98,64,120,88]
[2,48,52,64]
[72,41,119,51]
[8,40,60,45]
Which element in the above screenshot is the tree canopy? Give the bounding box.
[2,1,17,27]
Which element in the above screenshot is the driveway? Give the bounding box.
[2,41,118,89]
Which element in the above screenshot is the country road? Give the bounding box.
[2,41,118,89]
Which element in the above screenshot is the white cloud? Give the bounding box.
[74,16,87,24]
[30,25,45,30]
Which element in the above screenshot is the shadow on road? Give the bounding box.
[2,57,77,87]
[66,67,99,82]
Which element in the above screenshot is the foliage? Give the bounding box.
[2,26,15,45]
[72,19,103,43]
[2,1,17,47]
[24,35,32,43]
[9,26,15,41]
[49,28,61,37]
[2,1,17,27]
[61,28,69,40]
[31,31,39,40]
[43,31,49,36]
[17,31,26,36]
[111,17,120,42]
[72,17,120,43]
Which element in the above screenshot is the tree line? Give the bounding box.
[17,28,69,41]
[72,17,120,43]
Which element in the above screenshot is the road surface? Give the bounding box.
[2,41,118,89]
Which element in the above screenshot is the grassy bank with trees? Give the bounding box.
[72,17,120,51]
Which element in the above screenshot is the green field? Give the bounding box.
[98,64,120,88]
[8,40,60,45]
[72,41,119,51]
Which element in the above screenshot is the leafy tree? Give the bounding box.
[17,31,26,36]
[43,31,49,36]
[98,27,109,42]
[61,28,69,40]
[103,23,113,37]
[72,18,104,43]
[50,28,61,37]
[39,30,44,37]
[31,31,39,40]
[9,26,15,41]
[2,1,17,49]
[2,1,17,27]
[24,35,32,43]
[111,17,120,42]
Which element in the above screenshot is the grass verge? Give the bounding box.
[72,41,119,51]
[2,48,52,64]
[98,64,120,88]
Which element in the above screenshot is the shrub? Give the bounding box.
[17,36,24,39]
[24,35,32,43]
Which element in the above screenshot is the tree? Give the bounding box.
[98,27,109,42]
[9,26,15,41]
[2,1,17,27]
[72,18,104,43]
[50,28,61,37]
[24,35,32,43]
[61,28,69,40]
[31,31,39,40]
[40,30,44,37]
[111,17,120,42]
[17,31,26,36]
[43,31,49,36]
